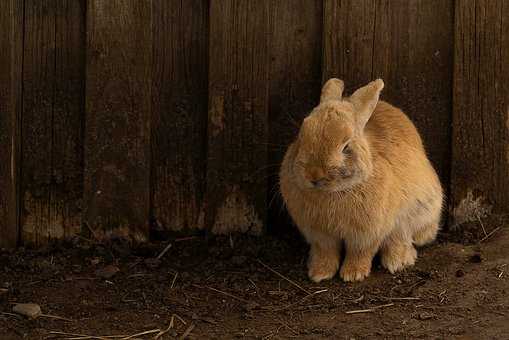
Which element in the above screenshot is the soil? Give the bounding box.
[1,224,508,340]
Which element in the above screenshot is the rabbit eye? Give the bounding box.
[341,142,351,154]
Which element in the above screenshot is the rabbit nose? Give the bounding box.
[311,178,327,187]
[307,167,327,187]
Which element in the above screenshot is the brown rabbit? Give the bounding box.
[279,78,443,282]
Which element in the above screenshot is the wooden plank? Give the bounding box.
[84,1,152,241]
[268,0,323,231]
[151,0,208,232]
[323,0,376,91]
[21,0,56,245]
[52,0,86,240]
[21,0,85,246]
[323,0,453,185]
[405,0,454,183]
[0,0,23,248]
[207,0,271,234]
[372,0,454,184]
[371,0,410,109]
[451,0,509,219]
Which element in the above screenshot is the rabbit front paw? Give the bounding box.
[381,244,417,274]
[340,259,371,282]
[307,255,339,283]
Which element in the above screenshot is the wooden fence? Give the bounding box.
[1,0,508,247]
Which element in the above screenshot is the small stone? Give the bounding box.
[13,303,42,319]
[95,264,120,279]
[418,311,435,320]
[456,269,465,277]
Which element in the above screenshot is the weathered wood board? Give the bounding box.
[21,0,85,245]
[206,0,271,234]
[84,0,152,241]
[0,0,23,248]
[151,0,208,232]
[451,0,509,222]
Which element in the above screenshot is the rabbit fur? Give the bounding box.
[279,78,443,282]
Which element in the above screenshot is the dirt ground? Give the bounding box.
[1,223,508,340]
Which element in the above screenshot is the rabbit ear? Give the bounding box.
[320,78,344,103]
[349,79,384,129]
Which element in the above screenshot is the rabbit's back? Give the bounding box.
[366,100,443,235]
[367,100,440,190]
[366,101,425,159]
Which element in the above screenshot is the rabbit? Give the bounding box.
[279,78,443,283]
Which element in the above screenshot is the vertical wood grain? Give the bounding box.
[0,0,23,248]
[323,0,376,91]
[21,0,85,245]
[52,0,86,240]
[151,0,208,233]
[21,0,56,244]
[84,0,152,241]
[405,0,454,184]
[207,0,271,234]
[451,0,509,217]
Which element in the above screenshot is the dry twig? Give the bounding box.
[263,289,328,312]
[156,243,173,261]
[66,336,123,340]
[192,284,249,303]
[256,260,311,295]
[174,236,197,242]
[477,214,488,238]
[345,303,394,314]
[49,328,161,340]
[121,329,160,340]
[155,315,175,340]
[179,324,195,340]
[173,313,187,326]
[48,330,126,339]
[83,222,100,241]
[170,272,178,289]
[40,313,74,322]
[351,295,364,303]
[480,226,501,242]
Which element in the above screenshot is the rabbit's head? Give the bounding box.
[292,79,384,192]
